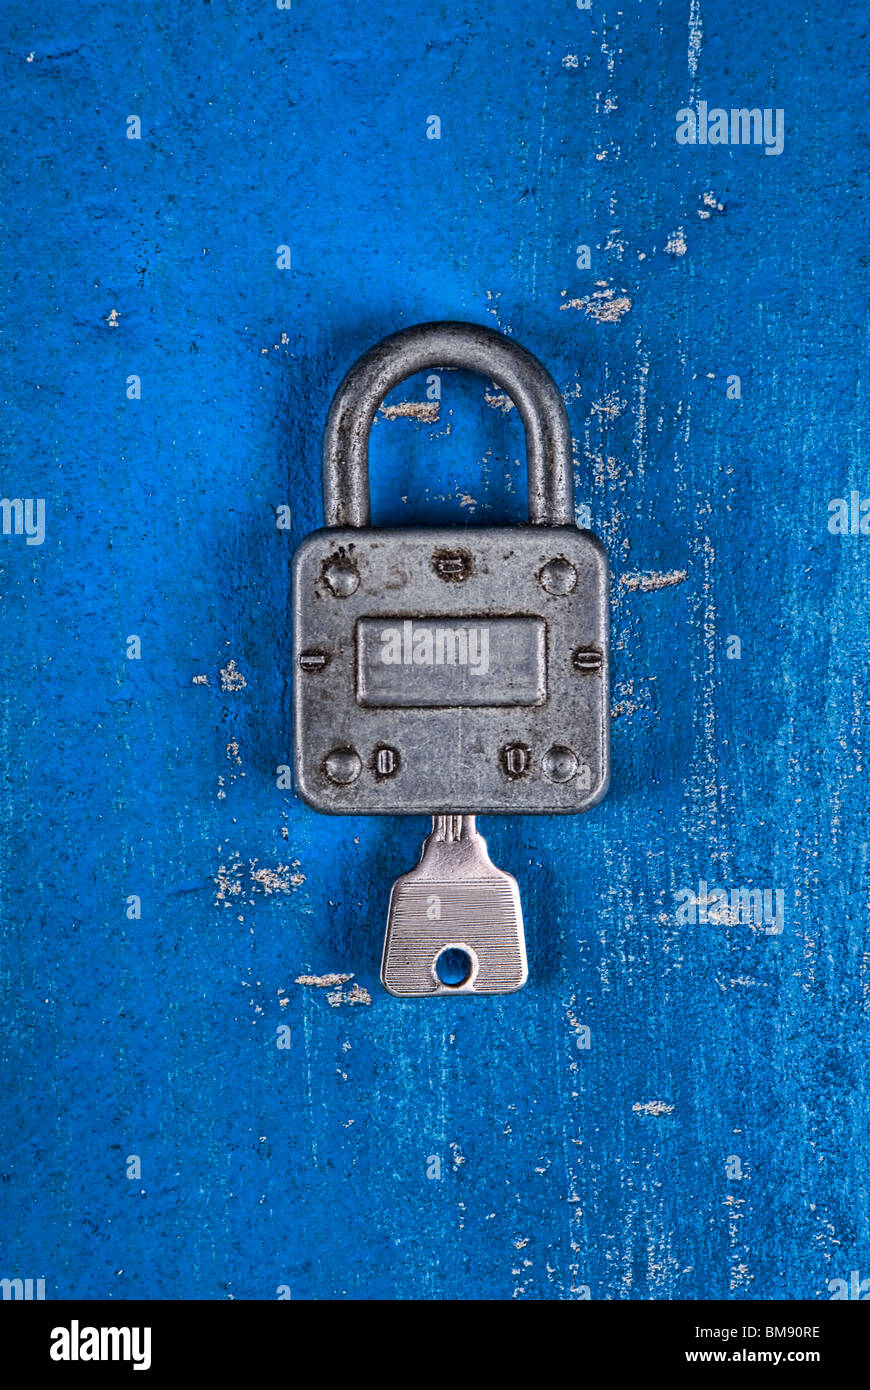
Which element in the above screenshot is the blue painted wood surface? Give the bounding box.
[1,0,868,1301]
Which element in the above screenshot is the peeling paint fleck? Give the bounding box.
[296,972,353,988]
[633,1101,675,1117]
[591,393,626,418]
[326,981,372,1006]
[687,0,703,83]
[621,569,687,592]
[561,285,632,322]
[219,659,247,692]
[216,855,305,904]
[380,401,440,422]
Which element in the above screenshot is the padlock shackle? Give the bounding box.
[322,321,575,528]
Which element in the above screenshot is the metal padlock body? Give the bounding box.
[293,322,610,816]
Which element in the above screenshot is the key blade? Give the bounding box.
[381,816,527,998]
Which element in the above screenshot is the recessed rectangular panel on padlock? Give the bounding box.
[355,615,548,709]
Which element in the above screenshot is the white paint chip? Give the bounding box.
[295,974,372,1006]
[561,286,632,323]
[296,973,353,988]
[220,659,247,692]
[621,569,687,592]
[326,982,372,1007]
[632,1100,675,1117]
[380,401,440,422]
[484,393,515,413]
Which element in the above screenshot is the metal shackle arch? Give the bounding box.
[321,321,575,529]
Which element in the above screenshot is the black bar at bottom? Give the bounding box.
[1,1298,864,1376]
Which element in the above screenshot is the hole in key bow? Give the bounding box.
[435,946,474,988]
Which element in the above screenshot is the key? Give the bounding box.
[381,815,527,997]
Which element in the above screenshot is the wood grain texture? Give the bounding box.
[1,0,867,1300]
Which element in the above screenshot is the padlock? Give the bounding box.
[292,320,610,816]
[292,321,610,996]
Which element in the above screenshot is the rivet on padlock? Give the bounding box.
[292,321,610,996]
